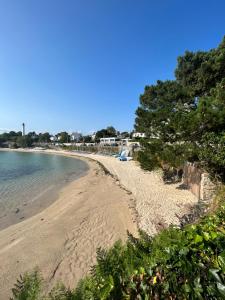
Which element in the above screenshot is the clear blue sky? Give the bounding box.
[0,0,224,134]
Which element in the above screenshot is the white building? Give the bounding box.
[100,137,119,146]
[70,132,82,142]
[50,136,57,142]
[132,132,146,138]
[121,138,132,146]
[91,132,96,141]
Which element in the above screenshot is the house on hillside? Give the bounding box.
[70,132,82,142]
[132,132,146,138]
[91,132,96,141]
[100,137,120,146]
[50,136,58,142]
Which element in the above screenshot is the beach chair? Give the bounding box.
[118,150,133,161]
[112,150,123,158]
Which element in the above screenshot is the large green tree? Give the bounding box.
[175,36,225,97]
[16,135,33,148]
[38,132,51,143]
[135,80,195,143]
[95,126,118,142]
[57,132,70,143]
[135,36,225,180]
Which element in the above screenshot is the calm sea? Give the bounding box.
[0,151,89,229]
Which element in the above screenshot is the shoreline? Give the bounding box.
[0,148,139,229]
[0,149,138,299]
[0,147,198,298]
[0,149,89,230]
[0,147,199,234]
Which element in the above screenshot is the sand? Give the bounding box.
[0,158,137,299]
[0,149,198,299]
[56,150,198,234]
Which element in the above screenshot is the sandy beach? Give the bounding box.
[52,150,198,234]
[0,149,198,299]
[0,155,137,299]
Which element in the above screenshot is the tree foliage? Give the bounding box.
[16,136,33,148]
[95,126,117,142]
[175,37,225,97]
[135,36,225,180]
[38,132,51,143]
[0,131,53,147]
[57,132,70,143]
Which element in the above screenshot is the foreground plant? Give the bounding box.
[10,270,42,300]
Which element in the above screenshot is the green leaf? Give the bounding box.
[194,234,203,244]
[184,283,191,293]
[210,232,218,239]
[179,247,189,255]
[139,267,145,274]
[218,251,225,272]
[203,232,210,241]
[209,269,222,283]
[217,282,225,297]
[99,275,114,300]
[146,268,153,276]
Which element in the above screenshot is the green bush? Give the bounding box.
[10,270,42,300]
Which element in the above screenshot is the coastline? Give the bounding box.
[0,153,138,299]
[0,148,198,298]
[0,148,199,234]
[0,149,89,230]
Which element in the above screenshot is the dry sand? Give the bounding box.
[0,158,137,299]
[60,151,198,234]
[0,149,198,299]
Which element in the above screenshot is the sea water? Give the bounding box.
[0,151,89,229]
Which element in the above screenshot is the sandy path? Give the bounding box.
[0,160,137,299]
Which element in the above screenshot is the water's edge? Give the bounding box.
[0,149,89,230]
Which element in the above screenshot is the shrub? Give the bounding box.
[10,269,42,300]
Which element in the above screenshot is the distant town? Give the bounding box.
[0,124,146,151]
